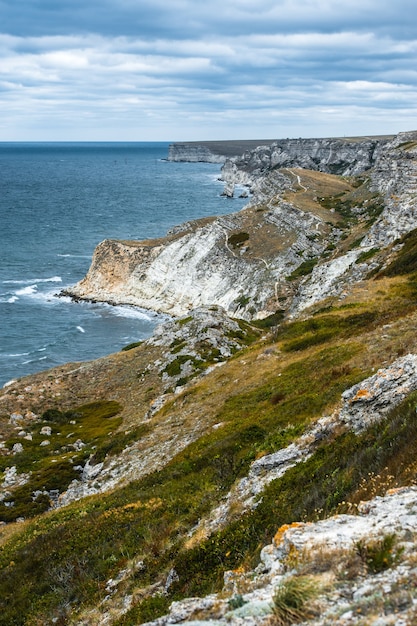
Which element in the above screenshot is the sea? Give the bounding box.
[0,142,247,388]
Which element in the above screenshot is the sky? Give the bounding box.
[0,0,416,141]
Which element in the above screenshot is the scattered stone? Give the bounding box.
[9,413,23,424]
[71,439,85,451]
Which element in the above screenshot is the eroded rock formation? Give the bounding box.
[65,131,417,321]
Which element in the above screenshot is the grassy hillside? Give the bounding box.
[2,193,417,623]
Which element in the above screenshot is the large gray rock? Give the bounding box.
[339,354,417,432]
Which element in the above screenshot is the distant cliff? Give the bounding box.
[167,139,278,162]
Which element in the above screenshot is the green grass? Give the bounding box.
[0,343,367,624]
[2,260,417,623]
[167,390,417,599]
[378,228,417,276]
[397,140,417,151]
[113,596,170,625]
[317,186,384,228]
[1,361,416,624]
[0,401,123,522]
[271,575,317,625]
[121,341,143,351]
[286,258,318,281]
[355,247,379,264]
[251,311,285,329]
[276,311,377,352]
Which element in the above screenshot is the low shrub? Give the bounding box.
[113,595,170,626]
[356,533,402,573]
[286,258,318,281]
[355,247,379,264]
[378,228,417,276]
[271,575,317,625]
[121,341,143,351]
[228,231,249,248]
[251,311,285,329]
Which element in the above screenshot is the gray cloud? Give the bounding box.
[0,0,416,139]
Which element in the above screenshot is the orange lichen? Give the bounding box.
[352,388,372,401]
[273,521,304,547]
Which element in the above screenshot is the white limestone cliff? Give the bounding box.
[65,131,417,320]
[65,200,326,319]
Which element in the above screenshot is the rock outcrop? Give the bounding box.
[221,135,391,182]
[142,486,417,626]
[64,195,328,319]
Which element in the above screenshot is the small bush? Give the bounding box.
[113,595,170,625]
[286,258,318,282]
[121,341,143,351]
[355,247,379,264]
[42,409,80,424]
[251,311,285,329]
[271,575,317,625]
[228,594,247,609]
[356,533,402,573]
[228,231,249,248]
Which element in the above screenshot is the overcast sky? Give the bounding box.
[0,0,416,141]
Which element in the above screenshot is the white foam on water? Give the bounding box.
[57,254,91,258]
[15,284,38,296]
[22,356,48,365]
[107,303,165,322]
[3,276,62,285]
[3,379,17,388]
[76,326,86,333]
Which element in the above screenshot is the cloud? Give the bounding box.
[0,0,416,139]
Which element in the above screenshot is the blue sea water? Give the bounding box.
[0,142,247,387]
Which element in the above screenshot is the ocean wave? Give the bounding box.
[0,295,19,303]
[107,303,163,321]
[22,356,48,365]
[57,253,91,258]
[3,276,62,285]
[15,285,38,296]
[11,284,64,304]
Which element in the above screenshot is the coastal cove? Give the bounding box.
[0,142,248,387]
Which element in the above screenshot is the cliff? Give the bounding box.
[3,130,417,626]
[167,139,279,162]
[66,131,416,320]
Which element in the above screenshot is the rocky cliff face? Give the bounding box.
[66,131,417,320]
[167,139,279,163]
[218,135,392,200]
[65,194,328,319]
[168,143,226,163]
